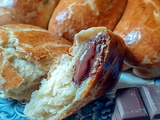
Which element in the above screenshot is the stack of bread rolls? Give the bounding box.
[0,0,159,119]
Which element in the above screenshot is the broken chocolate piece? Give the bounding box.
[112,84,160,120]
[113,87,149,120]
[139,84,160,120]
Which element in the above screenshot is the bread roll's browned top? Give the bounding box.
[49,0,127,42]
[0,0,60,28]
[114,0,160,78]
[0,24,71,101]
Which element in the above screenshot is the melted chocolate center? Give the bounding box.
[73,33,108,85]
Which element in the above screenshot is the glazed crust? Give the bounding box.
[89,34,125,99]
[0,24,71,100]
[114,0,160,78]
[0,0,60,28]
[48,0,127,42]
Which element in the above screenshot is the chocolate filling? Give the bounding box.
[72,33,108,85]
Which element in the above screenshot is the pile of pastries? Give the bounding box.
[0,0,159,120]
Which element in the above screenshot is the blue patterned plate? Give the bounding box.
[0,98,27,120]
[0,72,159,120]
[0,95,115,120]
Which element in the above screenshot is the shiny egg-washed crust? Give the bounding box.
[48,0,127,42]
[0,0,60,28]
[0,24,71,101]
[114,0,160,78]
[24,27,125,120]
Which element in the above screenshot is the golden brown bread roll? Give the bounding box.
[114,0,160,79]
[48,0,127,42]
[0,0,60,28]
[0,24,71,101]
[24,27,125,120]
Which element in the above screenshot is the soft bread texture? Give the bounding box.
[0,24,71,101]
[24,27,125,120]
[0,0,60,28]
[114,0,160,78]
[48,0,127,42]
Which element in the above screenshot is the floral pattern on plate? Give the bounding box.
[0,96,114,120]
[0,98,28,120]
[65,96,115,120]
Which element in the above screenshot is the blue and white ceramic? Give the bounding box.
[0,95,115,120]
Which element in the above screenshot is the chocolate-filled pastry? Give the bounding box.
[48,0,127,42]
[0,0,60,28]
[24,27,125,120]
[0,24,71,101]
[114,0,160,78]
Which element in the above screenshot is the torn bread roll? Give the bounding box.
[48,0,127,42]
[0,0,60,28]
[114,0,160,78]
[0,24,71,101]
[24,27,125,120]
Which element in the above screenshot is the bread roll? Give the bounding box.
[0,24,71,101]
[114,0,160,78]
[24,27,125,120]
[0,0,60,28]
[48,0,127,42]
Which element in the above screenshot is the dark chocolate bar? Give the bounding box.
[113,87,149,120]
[112,83,160,120]
[139,84,160,120]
